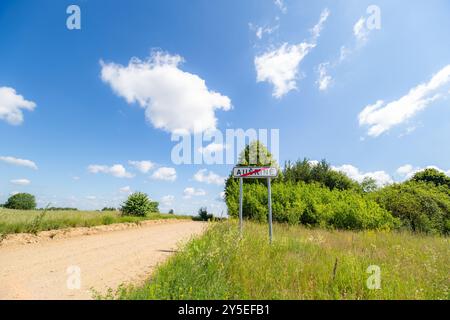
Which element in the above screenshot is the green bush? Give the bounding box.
[121,192,159,217]
[4,193,36,210]
[283,159,360,191]
[370,181,450,234]
[225,180,397,231]
[412,168,450,188]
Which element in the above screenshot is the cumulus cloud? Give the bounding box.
[161,195,175,206]
[0,156,37,170]
[101,51,231,134]
[10,179,31,186]
[151,167,177,181]
[128,160,155,173]
[193,169,225,185]
[0,87,36,125]
[333,164,393,187]
[396,164,450,180]
[88,164,134,178]
[119,186,132,194]
[183,187,206,199]
[255,9,329,98]
[359,65,450,137]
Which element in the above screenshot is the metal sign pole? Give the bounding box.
[267,177,273,244]
[239,177,243,235]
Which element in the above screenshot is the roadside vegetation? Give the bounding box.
[0,191,190,236]
[111,221,449,300]
[225,142,450,235]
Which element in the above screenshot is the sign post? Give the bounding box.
[239,177,243,235]
[267,177,273,243]
[233,167,278,243]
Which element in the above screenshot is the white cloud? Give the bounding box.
[10,179,31,186]
[396,164,415,178]
[0,87,36,125]
[316,62,333,91]
[216,191,226,202]
[353,17,370,44]
[310,8,330,41]
[72,176,80,181]
[88,164,134,178]
[128,160,155,173]
[249,23,279,40]
[316,15,374,92]
[396,164,450,180]
[359,65,450,137]
[0,156,37,170]
[119,186,132,194]
[255,9,329,98]
[151,167,177,181]
[86,196,97,200]
[333,164,393,187]
[193,169,225,185]
[183,187,206,199]
[101,51,231,134]
[161,195,175,206]
[274,0,287,13]
[198,142,227,155]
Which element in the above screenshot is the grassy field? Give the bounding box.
[113,220,449,300]
[0,208,191,236]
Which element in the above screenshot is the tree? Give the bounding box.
[4,193,36,210]
[283,159,359,191]
[361,177,378,193]
[412,168,450,188]
[168,209,174,214]
[237,141,278,167]
[198,207,213,221]
[121,192,159,216]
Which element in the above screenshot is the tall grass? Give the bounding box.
[0,208,191,236]
[115,221,449,300]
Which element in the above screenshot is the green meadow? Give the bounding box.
[112,221,449,300]
[0,208,191,236]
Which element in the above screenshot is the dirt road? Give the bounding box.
[0,220,206,300]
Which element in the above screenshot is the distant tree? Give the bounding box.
[4,193,36,210]
[412,168,450,188]
[361,177,379,193]
[198,207,213,221]
[101,207,116,212]
[168,209,174,214]
[121,192,159,216]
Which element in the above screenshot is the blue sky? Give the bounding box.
[1,0,449,213]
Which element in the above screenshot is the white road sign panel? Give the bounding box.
[233,167,278,178]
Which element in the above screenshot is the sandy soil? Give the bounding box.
[0,220,206,300]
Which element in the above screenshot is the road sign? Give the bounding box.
[233,167,278,178]
[233,166,278,243]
